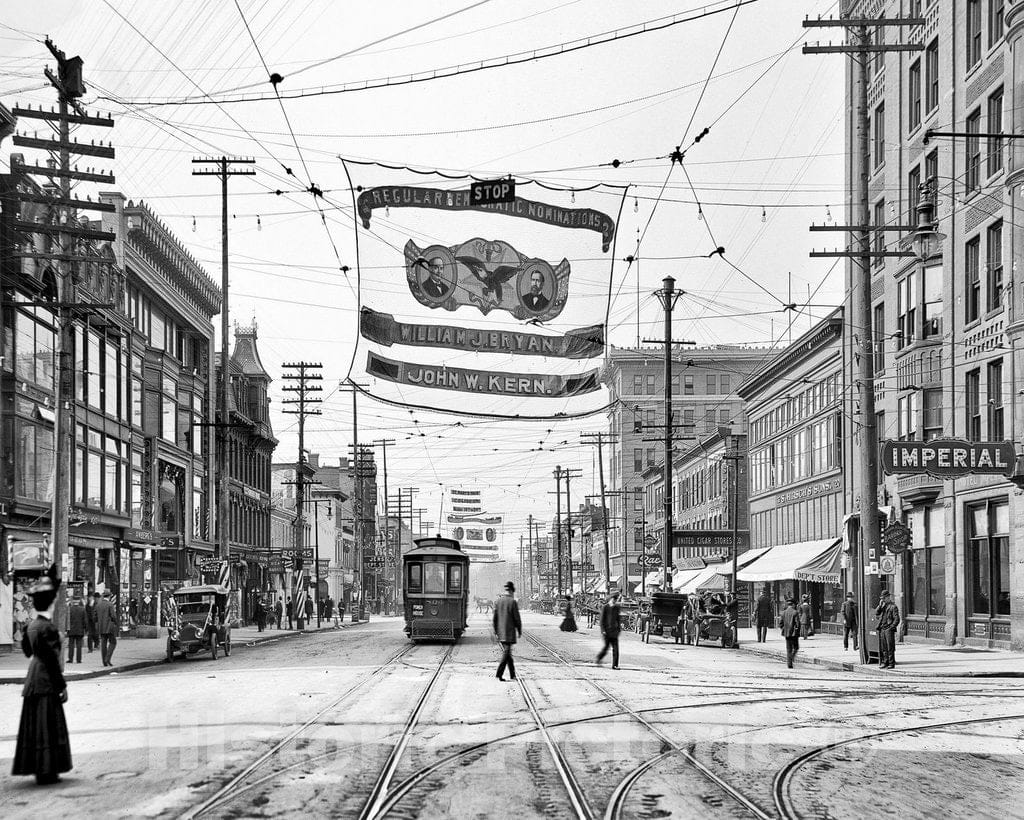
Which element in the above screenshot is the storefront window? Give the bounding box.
[968,499,1010,617]
[15,420,53,501]
[88,330,102,410]
[162,375,177,444]
[157,463,185,533]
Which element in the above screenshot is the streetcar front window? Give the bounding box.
[423,561,446,594]
[448,564,462,593]
[408,564,422,591]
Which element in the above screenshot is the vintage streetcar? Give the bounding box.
[402,536,469,642]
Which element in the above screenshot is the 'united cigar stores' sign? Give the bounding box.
[880,439,1016,478]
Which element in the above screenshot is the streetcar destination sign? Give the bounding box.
[880,439,1015,478]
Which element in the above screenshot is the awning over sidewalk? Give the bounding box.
[670,567,705,592]
[644,570,665,588]
[712,547,772,576]
[794,539,844,584]
[736,538,841,583]
[677,563,730,594]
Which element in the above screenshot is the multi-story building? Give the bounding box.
[604,345,763,587]
[844,0,1022,649]
[0,175,220,648]
[737,310,848,632]
[215,324,276,623]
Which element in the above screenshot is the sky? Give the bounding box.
[1,0,846,557]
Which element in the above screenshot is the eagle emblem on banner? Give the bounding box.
[404,238,570,322]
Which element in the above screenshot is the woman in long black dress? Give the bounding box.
[559,595,578,632]
[12,573,72,785]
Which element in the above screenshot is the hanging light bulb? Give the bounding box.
[257,215,262,231]
[697,206,704,222]
[634,197,639,213]
[761,207,766,223]
[446,192,454,207]
[571,190,575,203]
[825,204,833,223]
[385,205,390,217]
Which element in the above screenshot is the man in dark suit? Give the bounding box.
[492,581,522,681]
[522,270,549,312]
[67,597,87,664]
[95,591,119,667]
[422,257,450,299]
[875,589,901,669]
[842,591,858,651]
[755,587,774,643]
[597,592,621,669]
[780,597,801,668]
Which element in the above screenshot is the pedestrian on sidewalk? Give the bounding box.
[876,589,901,669]
[493,581,522,681]
[95,591,118,667]
[12,572,72,785]
[304,595,314,627]
[798,593,814,638]
[67,597,86,664]
[755,587,773,643]
[842,592,858,651]
[274,597,283,629]
[559,595,577,632]
[286,597,294,630]
[780,597,801,669]
[85,592,99,653]
[596,592,621,669]
[254,600,265,632]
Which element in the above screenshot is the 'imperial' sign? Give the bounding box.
[880,439,1016,478]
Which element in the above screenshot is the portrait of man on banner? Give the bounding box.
[520,267,551,313]
[416,250,456,303]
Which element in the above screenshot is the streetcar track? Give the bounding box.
[523,631,773,820]
[358,644,454,820]
[771,711,1024,820]
[181,643,419,819]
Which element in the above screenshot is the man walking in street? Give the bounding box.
[596,592,621,669]
[95,591,119,667]
[493,581,522,681]
[780,597,801,669]
[304,595,314,628]
[286,597,294,630]
[842,591,859,651]
[755,587,773,643]
[876,589,901,669]
[274,597,283,630]
[67,596,87,664]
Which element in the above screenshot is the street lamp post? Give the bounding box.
[654,276,682,590]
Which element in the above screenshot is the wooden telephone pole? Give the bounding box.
[581,432,617,594]
[803,12,923,664]
[9,40,116,638]
[192,156,255,563]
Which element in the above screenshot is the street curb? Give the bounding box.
[0,620,369,685]
[733,640,1024,678]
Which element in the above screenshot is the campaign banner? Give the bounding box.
[366,352,601,398]
[356,185,616,251]
[344,162,624,417]
[404,238,570,322]
[360,308,603,359]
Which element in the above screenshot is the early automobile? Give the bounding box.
[166,584,232,661]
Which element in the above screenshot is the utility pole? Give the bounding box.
[581,432,616,595]
[9,42,117,642]
[723,437,743,648]
[553,466,563,595]
[372,438,396,613]
[280,362,322,617]
[527,514,535,595]
[562,468,582,595]
[192,156,255,564]
[803,12,922,665]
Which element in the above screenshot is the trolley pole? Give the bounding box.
[553,467,563,595]
[653,277,682,590]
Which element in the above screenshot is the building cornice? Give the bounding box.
[737,309,843,399]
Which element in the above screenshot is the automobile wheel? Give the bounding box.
[224,632,231,657]
[210,637,218,660]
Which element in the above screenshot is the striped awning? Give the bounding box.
[794,539,844,584]
[737,538,841,583]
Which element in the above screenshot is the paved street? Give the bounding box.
[2,612,1022,819]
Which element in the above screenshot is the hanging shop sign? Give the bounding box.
[672,530,750,552]
[367,352,601,398]
[357,186,616,251]
[403,238,571,322]
[639,555,662,568]
[880,439,1015,478]
[674,557,707,571]
[881,521,912,553]
[360,308,603,359]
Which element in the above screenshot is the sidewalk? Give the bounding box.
[732,627,1024,677]
[0,619,366,685]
